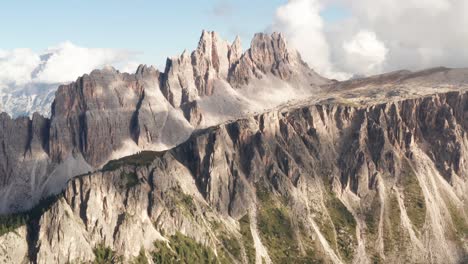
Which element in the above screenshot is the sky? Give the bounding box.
[0,0,289,68]
[1,0,467,88]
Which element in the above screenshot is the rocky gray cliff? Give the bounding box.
[0,31,328,214]
[1,88,467,264]
[0,31,468,264]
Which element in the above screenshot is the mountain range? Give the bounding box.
[0,31,467,264]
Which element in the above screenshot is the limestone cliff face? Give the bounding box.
[0,31,325,214]
[1,31,468,264]
[229,32,302,87]
[2,90,466,264]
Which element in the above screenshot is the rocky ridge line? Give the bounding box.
[0,31,327,214]
[1,90,467,263]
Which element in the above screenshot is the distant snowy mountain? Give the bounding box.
[0,42,135,117]
[0,83,58,117]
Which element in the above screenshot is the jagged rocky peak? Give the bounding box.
[195,30,231,73]
[250,32,290,68]
[135,64,158,77]
[190,30,231,96]
[228,31,326,87]
[161,30,324,103]
[252,32,294,79]
[161,30,237,107]
[0,29,334,215]
[229,35,242,65]
[161,50,198,108]
[2,28,468,263]
[160,31,240,107]
[48,64,169,166]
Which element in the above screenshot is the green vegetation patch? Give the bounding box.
[362,193,383,261]
[132,248,149,264]
[181,195,195,210]
[314,213,337,251]
[256,184,272,205]
[371,254,384,264]
[325,193,357,263]
[102,151,163,171]
[239,215,256,264]
[151,232,217,264]
[256,184,299,262]
[0,214,27,236]
[93,244,122,264]
[383,192,405,254]
[120,171,140,189]
[446,201,468,240]
[400,161,426,232]
[300,249,325,264]
[297,221,326,264]
[258,205,298,262]
[256,183,322,263]
[220,233,242,259]
[0,194,62,236]
[168,186,197,216]
[216,250,234,264]
[364,196,381,236]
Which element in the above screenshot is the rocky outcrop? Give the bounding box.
[228,32,327,87]
[0,226,28,263]
[2,90,467,263]
[0,31,327,214]
[0,65,193,213]
[161,50,198,108]
[1,30,468,264]
[191,31,231,96]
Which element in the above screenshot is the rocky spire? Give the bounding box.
[229,35,242,68]
[191,30,232,96]
[161,50,197,107]
[135,64,157,77]
[249,32,294,79]
[160,31,322,99]
[227,32,303,87]
[161,31,244,103]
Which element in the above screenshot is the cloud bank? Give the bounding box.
[272,0,468,80]
[272,0,355,80]
[0,42,136,89]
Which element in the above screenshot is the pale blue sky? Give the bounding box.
[0,0,346,67]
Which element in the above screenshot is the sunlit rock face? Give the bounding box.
[2,90,467,264]
[0,31,329,214]
[1,31,468,264]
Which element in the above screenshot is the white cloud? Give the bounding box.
[34,42,133,83]
[273,0,468,79]
[0,43,138,117]
[272,0,350,80]
[0,48,40,87]
[337,0,468,73]
[343,30,388,74]
[349,0,451,22]
[119,61,141,74]
[0,42,135,89]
